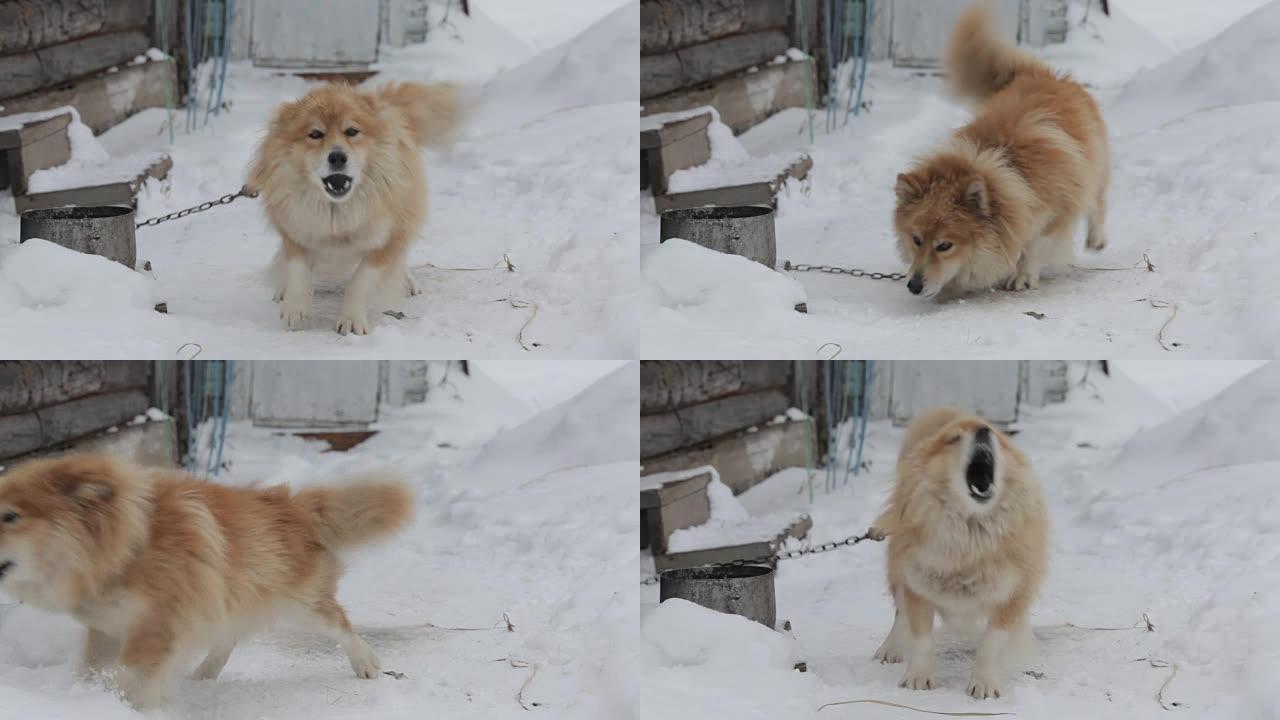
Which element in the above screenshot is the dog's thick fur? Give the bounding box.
[0,454,413,708]
[249,81,461,334]
[871,407,1048,699]
[894,2,1110,299]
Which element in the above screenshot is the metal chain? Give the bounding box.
[641,529,884,586]
[135,185,259,229]
[784,260,906,282]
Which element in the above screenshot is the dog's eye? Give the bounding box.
[2,511,18,524]
[935,241,953,252]
[308,130,324,140]
[912,235,922,247]
[344,127,359,137]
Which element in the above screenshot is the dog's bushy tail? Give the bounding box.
[375,81,462,148]
[946,2,1053,101]
[296,470,414,549]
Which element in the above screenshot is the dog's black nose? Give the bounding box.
[328,150,347,168]
[907,274,924,295]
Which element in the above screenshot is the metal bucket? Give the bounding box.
[659,205,776,269]
[20,205,137,269]
[659,564,777,628]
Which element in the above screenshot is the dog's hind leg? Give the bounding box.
[873,586,908,664]
[191,637,237,680]
[1085,188,1107,251]
[301,598,382,679]
[78,628,121,679]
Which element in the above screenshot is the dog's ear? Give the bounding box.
[964,177,990,217]
[49,457,116,503]
[896,173,926,204]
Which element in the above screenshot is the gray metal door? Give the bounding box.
[249,362,380,429]
[250,0,380,68]
[890,0,1022,67]
[888,361,1021,426]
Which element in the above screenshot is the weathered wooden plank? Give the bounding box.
[0,29,150,99]
[0,389,150,459]
[653,153,812,213]
[0,111,71,194]
[654,513,812,571]
[642,388,791,457]
[641,0,791,55]
[640,470,712,554]
[14,152,169,213]
[0,0,150,54]
[0,361,149,415]
[643,419,811,494]
[641,361,790,414]
[641,111,712,195]
[1,58,175,134]
[642,29,790,98]
[643,56,813,133]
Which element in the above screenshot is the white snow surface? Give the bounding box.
[638,361,1280,718]
[0,6,638,359]
[641,2,1280,358]
[0,362,638,719]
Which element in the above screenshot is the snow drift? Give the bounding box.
[475,1,638,131]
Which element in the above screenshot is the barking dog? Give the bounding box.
[0,454,414,708]
[894,2,1110,299]
[249,81,461,334]
[872,407,1049,699]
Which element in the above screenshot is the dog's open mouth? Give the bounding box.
[0,561,12,580]
[322,174,353,198]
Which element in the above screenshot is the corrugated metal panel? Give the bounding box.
[889,0,1021,68]
[249,361,380,429]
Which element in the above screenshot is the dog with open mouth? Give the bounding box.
[0,454,414,708]
[248,80,460,334]
[871,407,1049,699]
[893,2,1110,299]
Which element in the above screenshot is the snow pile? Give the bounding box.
[0,239,159,312]
[638,599,813,718]
[1110,0,1280,131]
[475,1,638,132]
[0,362,636,719]
[642,239,807,356]
[27,151,168,193]
[1103,362,1280,489]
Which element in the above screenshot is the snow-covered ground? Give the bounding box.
[0,361,638,719]
[0,3,638,359]
[641,2,1280,358]
[638,360,1280,718]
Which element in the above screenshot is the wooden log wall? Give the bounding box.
[0,0,154,100]
[0,361,152,462]
[641,0,793,100]
[641,361,792,459]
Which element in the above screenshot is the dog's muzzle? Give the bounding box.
[322,174,353,199]
[0,560,12,580]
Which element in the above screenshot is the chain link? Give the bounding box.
[784,260,906,282]
[641,529,884,586]
[135,186,259,229]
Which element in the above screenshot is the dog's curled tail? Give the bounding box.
[296,470,415,549]
[376,81,463,148]
[946,1,1052,101]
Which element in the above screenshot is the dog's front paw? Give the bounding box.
[967,676,1002,699]
[272,289,284,303]
[280,299,307,329]
[336,313,369,336]
[350,649,381,679]
[403,273,421,297]
[873,643,904,664]
[1002,272,1039,292]
[900,669,934,690]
